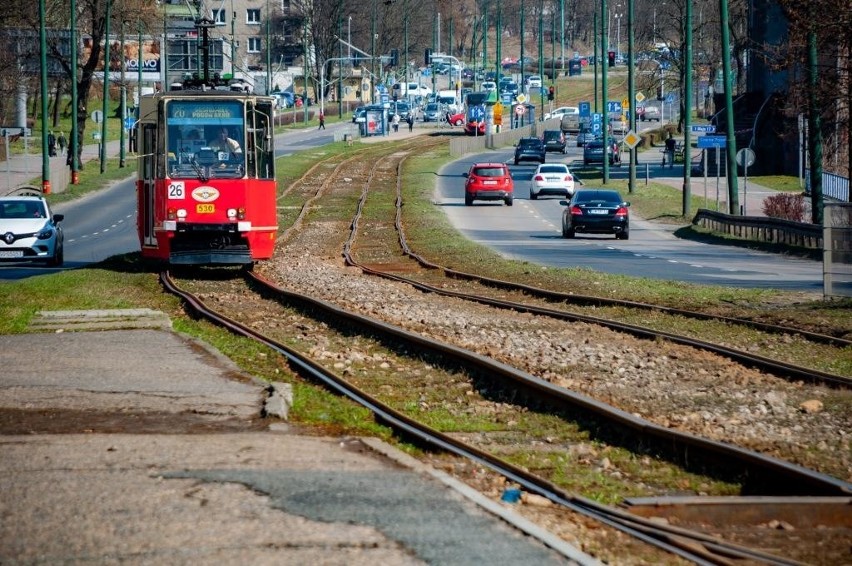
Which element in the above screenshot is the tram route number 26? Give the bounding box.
[168,181,186,199]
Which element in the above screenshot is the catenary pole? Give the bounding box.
[681,0,692,213]
[718,0,739,213]
[39,0,50,193]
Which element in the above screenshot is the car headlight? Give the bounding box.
[37,227,55,240]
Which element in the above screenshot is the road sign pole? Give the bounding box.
[715,146,720,211]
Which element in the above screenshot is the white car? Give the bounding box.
[481,81,497,92]
[529,163,576,200]
[526,75,543,90]
[0,195,64,266]
[544,106,579,120]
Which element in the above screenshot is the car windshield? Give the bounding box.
[0,200,46,219]
[472,167,506,177]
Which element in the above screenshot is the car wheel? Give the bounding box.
[454,118,464,126]
[530,191,538,200]
[47,245,63,267]
[563,226,575,238]
[617,229,629,240]
[505,196,513,206]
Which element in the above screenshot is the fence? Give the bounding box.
[692,209,823,249]
[805,170,849,202]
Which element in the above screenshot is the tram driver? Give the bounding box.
[208,127,242,157]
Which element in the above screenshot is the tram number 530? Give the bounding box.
[168,181,186,199]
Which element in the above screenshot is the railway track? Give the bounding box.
[162,269,850,566]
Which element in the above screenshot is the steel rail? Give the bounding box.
[162,269,812,566]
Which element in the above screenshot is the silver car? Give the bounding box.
[0,196,64,266]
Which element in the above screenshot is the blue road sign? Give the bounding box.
[691,125,716,133]
[579,101,591,117]
[124,117,134,130]
[591,122,602,135]
[592,112,602,123]
[697,135,727,149]
[665,93,675,104]
[381,93,389,106]
[607,101,622,113]
[502,93,513,105]
[469,106,485,121]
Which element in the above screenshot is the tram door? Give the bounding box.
[140,124,157,247]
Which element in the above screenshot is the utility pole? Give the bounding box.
[266,0,271,93]
[718,0,739,213]
[70,0,78,184]
[231,0,236,77]
[681,0,692,214]
[627,0,635,193]
[538,1,544,120]
[120,12,126,168]
[807,17,823,224]
[602,0,609,184]
[100,0,111,175]
[39,0,50,194]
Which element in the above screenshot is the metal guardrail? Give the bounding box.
[805,170,850,202]
[692,208,823,249]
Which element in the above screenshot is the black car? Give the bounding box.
[514,137,546,165]
[561,189,630,240]
[582,140,616,165]
[542,130,567,154]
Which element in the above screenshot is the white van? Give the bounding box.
[391,82,432,99]
[437,90,460,112]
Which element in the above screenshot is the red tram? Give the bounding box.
[135,90,277,265]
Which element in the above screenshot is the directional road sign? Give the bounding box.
[691,125,716,133]
[470,106,485,121]
[697,135,727,149]
[607,101,622,113]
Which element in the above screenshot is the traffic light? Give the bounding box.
[607,51,616,67]
[390,49,399,67]
[425,48,432,66]
[547,85,555,101]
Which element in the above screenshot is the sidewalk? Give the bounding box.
[0,138,121,196]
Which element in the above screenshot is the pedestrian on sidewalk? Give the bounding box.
[66,137,75,169]
[318,111,325,130]
[664,133,676,168]
[48,131,57,157]
[57,132,67,155]
[406,113,414,132]
[392,113,400,133]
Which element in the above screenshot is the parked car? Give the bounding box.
[353,104,382,123]
[529,163,576,200]
[422,102,442,122]
[583,140,616,165]
[463,162,514,206]
[639,105,661,121]
[561,189,630,239]
[514,137,547,165]
[541,130,567,154]
[0,195,64,266]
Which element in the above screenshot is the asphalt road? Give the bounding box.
[438,148,823,291]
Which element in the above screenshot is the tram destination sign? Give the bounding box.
[167,100,243,126]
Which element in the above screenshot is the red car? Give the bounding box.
[463,162,514,206]
[446,112,465,126]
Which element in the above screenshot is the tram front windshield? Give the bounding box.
[166,99,246,179]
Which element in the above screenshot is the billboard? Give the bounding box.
[81,36,161,74]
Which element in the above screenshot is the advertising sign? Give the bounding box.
[81,36,161,74]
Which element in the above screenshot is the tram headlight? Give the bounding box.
[176,209,188,219]
[227,208,246,220]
